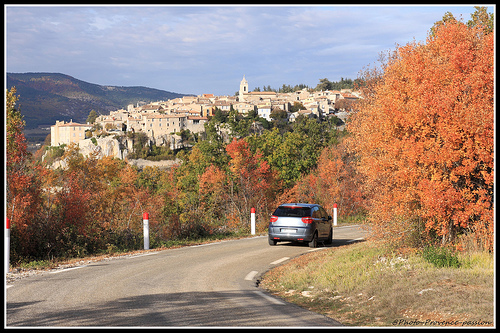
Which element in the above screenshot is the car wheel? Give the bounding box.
[308,232,318,248]
[326,228,332,245]
[269,238,277,246]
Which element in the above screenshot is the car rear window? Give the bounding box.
[273,206,312,217]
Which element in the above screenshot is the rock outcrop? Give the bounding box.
[78,136,128,160]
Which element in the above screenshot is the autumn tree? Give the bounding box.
[199,164,228,227]
[348,18,494,250]
[281,140,365,220]
[6,88,44,259]
[226,138,277,230]
[312,141,365,218]
[6,88,33,213]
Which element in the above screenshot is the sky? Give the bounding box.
[5,4,495,96]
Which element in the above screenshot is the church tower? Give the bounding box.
[239,75,248,101]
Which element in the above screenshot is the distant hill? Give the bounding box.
[7,72,190,129]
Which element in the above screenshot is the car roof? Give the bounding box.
[279,203,319,208]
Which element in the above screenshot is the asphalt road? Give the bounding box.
[6,225,366,327]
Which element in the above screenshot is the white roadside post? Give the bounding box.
[332,203,338,241]
[250,207,256,235]
[333,203,338,226]
[143,212,150,250]
[6,218,10,273]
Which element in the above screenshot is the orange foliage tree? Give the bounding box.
[6,88,43,258]
[199,164,228,224]
[281,140,365,219]
[225,138,277,230]
[311,141,365,218]
[348,21,494,250]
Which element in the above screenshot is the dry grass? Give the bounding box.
[260,240,494,327]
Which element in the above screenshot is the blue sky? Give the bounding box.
[5,5,495,96]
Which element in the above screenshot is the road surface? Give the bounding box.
[6,225,366,327]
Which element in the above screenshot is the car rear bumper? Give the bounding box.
[268,226,314,242]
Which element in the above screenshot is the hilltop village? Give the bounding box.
[50,76,360,160]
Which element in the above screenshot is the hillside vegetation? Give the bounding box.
[7,72,188,129]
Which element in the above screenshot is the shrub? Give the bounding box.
[422,246,460,268]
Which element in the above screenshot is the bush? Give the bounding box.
[422,246,460,268]
[42,144,66,165]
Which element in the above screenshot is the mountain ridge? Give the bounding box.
[7,72,191,129]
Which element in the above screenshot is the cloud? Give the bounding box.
[6,5,490,95]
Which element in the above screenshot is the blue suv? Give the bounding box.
[268,203,332,247]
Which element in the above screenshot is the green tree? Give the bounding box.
[197,120,229,168]
[290,101,305,112]
[270,108,290,132]
[467,6,494,34]
[315,78,333,91]
[315,77,356,91]
[86,110,98,124]
[431,7,494,37]
[247,116,341,188]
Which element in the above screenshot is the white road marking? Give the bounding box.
[126,252,160,259]
[253,290,285,305]
[308,248,323,252]
[190,242,220,248]
[244,270,259,281]
[270,257,290,265]
[335,224,361,229]
[347,237,364,243]
[49,265,87,274]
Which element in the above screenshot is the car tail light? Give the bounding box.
[270,215,278,223]
[301,217,313,224]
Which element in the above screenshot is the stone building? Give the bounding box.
[50,120,93,146]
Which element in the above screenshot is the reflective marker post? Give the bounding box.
[332,204,338,242]
[333,203,338,226]
[143,212,150,250]
[6,218,10,273]
[250,207,256,235]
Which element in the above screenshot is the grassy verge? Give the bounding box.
[259,240,494,327]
